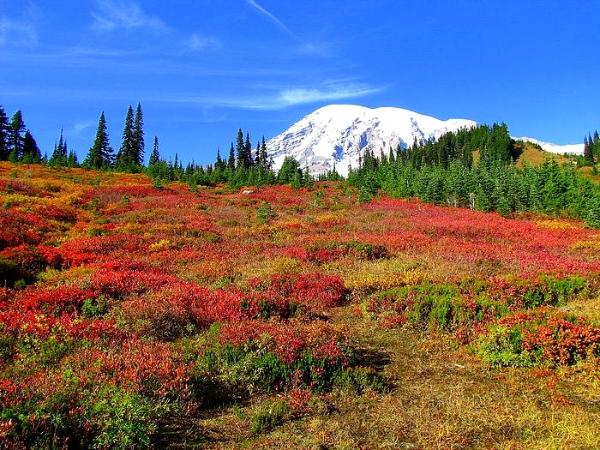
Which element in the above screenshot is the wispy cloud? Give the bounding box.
[245,0,299,40]
[0,18,38,47]
[188,34,221,51]
[275,84,382,108]
[71,120,96,135]
[158,82,384,110]
[92,0,167,32]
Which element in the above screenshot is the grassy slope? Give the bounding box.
[169,302,600,449]
[2,163,599,449]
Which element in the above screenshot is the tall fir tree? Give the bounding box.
[85,112,113,169]
[22,131,41,162]
[0,106,8,160]
[149,136,160,165]
[259,136,269,170]
[7,110,26,161]
[228,142,235,170]
[255,141,261,167]
[244,132,252,168]
[215,148,226,171]
[584,135,595,165]
[67,149,78,168]
[132,103,144,166]
[49,129,68,166]
[116,106,135,169]
[235,128,245,169]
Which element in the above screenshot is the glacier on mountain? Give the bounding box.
[267,105,476,177]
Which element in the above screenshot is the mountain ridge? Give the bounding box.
[267,105,583,176]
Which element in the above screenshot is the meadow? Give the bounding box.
[0,161,599,449]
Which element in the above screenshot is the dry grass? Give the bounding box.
[179,303,600,449]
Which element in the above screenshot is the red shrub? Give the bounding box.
[16,287,97,314]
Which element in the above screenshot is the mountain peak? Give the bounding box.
[267,104,476,176]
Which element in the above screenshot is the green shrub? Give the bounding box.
[82,295,109,317]
[474,326,540,367]
[85,387,161,450]
[256,202,276,224]
[333,367,387,395]
[250,400,289,434]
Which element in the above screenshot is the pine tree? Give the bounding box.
[7,110,26,161]
[235,128,245,169]
[260,136,269,170]
[0,106,8,160]
[227,143,235,170]
[244,132,252,168]
[85,112,113,169]
[584,135,595,165]
[49,129,68,166]
[215,148,226,171]
[255,141,261,167]
[67,149,78,167]
[116,106,135,170]
[132,103,144,166]
[22,131,41,162]
[149,136,160,165]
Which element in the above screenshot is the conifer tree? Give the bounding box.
[227,143,235,170]
[235,128,245,169]
[244,132,252,168]
[584,136,595,165]
[0,106,8,160]
[84,112,113,169]
[215,148,226,171]
[67,149,78,167]
[259,136,269,170]
[149,136,160,166]
[255,141,261,167]
[116,106,135,170]
[132,103,144,166]
[49,129,68,166]
[7,110,26,161]
[22,131,41,162]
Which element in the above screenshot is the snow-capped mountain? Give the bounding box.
[267,104,476,176]
[513,137,584,156]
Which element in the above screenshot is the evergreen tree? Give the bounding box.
[244,132,252,168]
[227,143,235,170]
[584,136,595,165]
[49,129,68,166]
[132,103,144,166]
[7,110,26,161]
[22,131,41,162]
[149,136,160,165]
[0,106,8,160]
[67,149,78,168]
[260,136,269,170]
[235,129,246,169]
[84,112,113,169]
[215,148,226,171]
[116,106,135,170]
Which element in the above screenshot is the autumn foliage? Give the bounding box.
[0,163,598,447]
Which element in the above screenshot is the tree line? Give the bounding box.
[0,108,42,163]
[0,104,315,189]
[348,124,600,227]
[583,131,600,166]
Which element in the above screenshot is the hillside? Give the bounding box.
[1,162,599,448]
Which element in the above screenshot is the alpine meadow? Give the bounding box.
[1,1,600,449]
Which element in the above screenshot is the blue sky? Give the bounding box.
[1,0,599,164]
